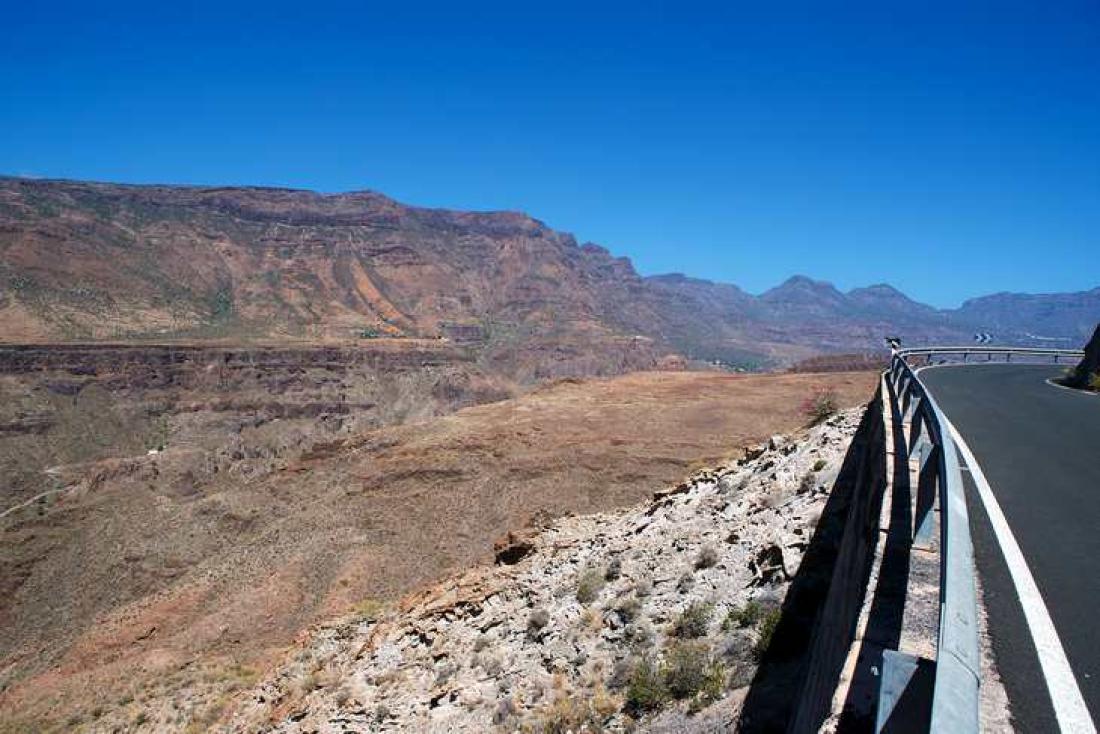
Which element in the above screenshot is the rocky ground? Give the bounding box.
[208,408,866,734]
[1061,323,1100,391]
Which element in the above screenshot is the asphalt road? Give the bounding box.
[921,363,1100,732]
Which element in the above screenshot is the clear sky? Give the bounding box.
[2,1,1098,307]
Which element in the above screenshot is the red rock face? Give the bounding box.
[0,178,674,376]
[2,178,1097,372]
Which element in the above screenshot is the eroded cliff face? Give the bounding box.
[0,178,671,377]
[0,342,504,507]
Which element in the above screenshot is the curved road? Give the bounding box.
[921,363,1099,732]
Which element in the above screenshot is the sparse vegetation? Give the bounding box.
[352,598,386,621]
[624,657,668,713]
[801,387,839,425]
[614,595,642,624]
[753,608,782,660]
[532,687,618,733]
[576,568,606,605]
[695,544,719,569]
[723,599,764,631]
[663,640,726,707]
[528,607,550,636]
[671,601,713,638]
[209,287,234,321]
[812,458,828,472]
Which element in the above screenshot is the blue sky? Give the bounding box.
[2,1,1098,307]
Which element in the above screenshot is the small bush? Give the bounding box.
[672,602,714,639]
[1089,371,1100,392]
[812,458,828,472]
[801,388,839,425]
[528,607,551,636]
[534,688,619,733]
[662,640,726,704]
[625,657,668,714]
[753,608,782,660]
[694,544,719,570]
[605,557,622,581]
[615,595,642,624]
[798,472,817,494]
[722,600,763,631]
[576,568,606,605]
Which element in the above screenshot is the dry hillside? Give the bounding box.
[0,368,875,732]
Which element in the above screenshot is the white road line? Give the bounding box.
[941,412,1096,733]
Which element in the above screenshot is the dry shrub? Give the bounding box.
[800,387,839,425]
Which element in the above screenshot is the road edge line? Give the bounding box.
[941,411,1096,733]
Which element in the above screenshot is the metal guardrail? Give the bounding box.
[899,346,1085,363]
[881,346,1083,732]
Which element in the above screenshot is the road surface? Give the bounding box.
[921,363,1099,732]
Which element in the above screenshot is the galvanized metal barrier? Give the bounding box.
[880,346,1084,732]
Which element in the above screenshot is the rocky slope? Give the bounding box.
[1062,323,1100,391]
[3,177,1097,371]
[194,409,867,734]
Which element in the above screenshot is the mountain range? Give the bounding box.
[2,177,1097,376]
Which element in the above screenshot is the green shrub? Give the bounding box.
[722,600,763,631]
[576,568,606,605]
[672,602,713,639]
[662,641,726,704]
[753,608,782,660]
[1089,371,1100,392]
[625,657,668,714]
[812,458,828,472]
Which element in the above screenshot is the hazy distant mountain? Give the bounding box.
[0,177,1096,372]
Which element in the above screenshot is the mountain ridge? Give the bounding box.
[1,177,1096,372]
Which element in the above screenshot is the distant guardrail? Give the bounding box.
[899,346,1085,362]
[882,345,1083,732]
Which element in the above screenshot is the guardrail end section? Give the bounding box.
[929,652,980,733]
